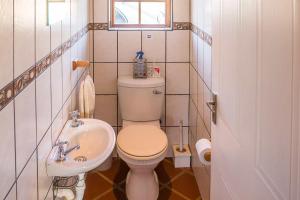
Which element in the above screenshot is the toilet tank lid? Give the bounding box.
[118,76,165,88]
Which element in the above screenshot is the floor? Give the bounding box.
[84,158,201,200]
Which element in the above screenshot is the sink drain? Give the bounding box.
[74,156,87,162]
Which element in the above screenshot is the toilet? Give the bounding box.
[117,76,168,200]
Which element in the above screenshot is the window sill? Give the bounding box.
[108,27,173,31]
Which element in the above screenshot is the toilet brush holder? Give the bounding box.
[172,144,191,168]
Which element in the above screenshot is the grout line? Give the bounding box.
[34,0,39,198]
[12,0,17,197]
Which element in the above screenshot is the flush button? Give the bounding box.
[147,34,152,39]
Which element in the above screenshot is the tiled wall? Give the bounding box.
[0,0,89,199]
[189,0,213,199]
[89,0,191,157]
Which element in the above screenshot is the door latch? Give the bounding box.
[206,93,217,124]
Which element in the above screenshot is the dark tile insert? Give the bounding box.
[84,158,201,200]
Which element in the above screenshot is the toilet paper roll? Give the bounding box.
[195,139,212,166]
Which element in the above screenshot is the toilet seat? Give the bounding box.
[117,125,168,160]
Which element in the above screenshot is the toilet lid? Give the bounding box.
[117,125,168,158]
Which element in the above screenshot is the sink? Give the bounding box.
[46,119,116,177]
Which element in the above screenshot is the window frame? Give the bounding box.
[109,0,172,30]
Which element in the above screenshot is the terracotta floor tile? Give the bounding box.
[84,159,201,200]
[98,159,129,185]
[96,189,128,200]
[84,172,112,200]
[158,188,186,200]
[155,159,183,184]
[171,172,201,200]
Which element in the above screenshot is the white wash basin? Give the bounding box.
[46,119,116,177]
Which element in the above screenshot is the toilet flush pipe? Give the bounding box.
[179,120,184,152]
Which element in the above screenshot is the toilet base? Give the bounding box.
[126,169,159,200]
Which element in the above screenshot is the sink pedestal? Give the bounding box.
[76,173,86,200]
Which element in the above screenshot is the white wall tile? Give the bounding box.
[94,31,117,62]
[89,31,94,62]
[51,111,63,144]
[0,0,13,88]
[142,31,165,62]
[38,129,52,200]
[118,63,133,77]
[190,32,198,68]
[5,185,16,200]
[197,38,204,79]
[190,65,198,106]
[14,0,35,77]
[94,0,108,22]
[51,22,62,50]
[203,0,212,35]
[36,68,52,143]
[17,153,37,200]
[197,77,204,119]
[36,0,50,62]
[118,31,141,62]
[62,50,73,102]
[0,103,15,199]
[196,115,210,140]
[190,0,198,25]
[166,30,189,62]
[173,0,190,22]
[203,85,211,132]
[166,63,189,94]
[51,59,63,120]
[166,95,189,126]
[70,44,79,88]
[44,186,54,200]
[203,43,212,89]
[63,97,72,123]
[94,63,117,94]
[189,99,197,138]
[95,95,117,126]
[15,83,36,175]
[62,0,71,43]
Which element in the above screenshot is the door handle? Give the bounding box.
[206,93,217,124]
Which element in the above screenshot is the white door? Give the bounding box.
[211,0,300,199]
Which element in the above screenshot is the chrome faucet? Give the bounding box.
[70,110,84,128]
[54,140,80,161]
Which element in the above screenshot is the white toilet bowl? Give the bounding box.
[117,124,168,200]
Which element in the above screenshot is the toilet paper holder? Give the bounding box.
[72,60,90,71]
[204,151,211,162]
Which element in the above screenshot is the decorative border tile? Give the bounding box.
[173,22,191,30]
[190,23,212,46]
[0,24,89,112]
[0,82,14,111]
[88,23,109,30]
[88,22,192,31]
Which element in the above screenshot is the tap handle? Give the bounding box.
[54,140,68,147]
[70,110,80,120]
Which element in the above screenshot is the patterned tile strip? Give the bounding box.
[0,22,212,111]
[173,22,191,30]
[87,22,212,46]
[0,24,89,112]
[190,23,212,46]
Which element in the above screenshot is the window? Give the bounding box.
[110,0,172,29]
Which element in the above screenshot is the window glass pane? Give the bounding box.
[141,2,166,24]
[114,2,139,24]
